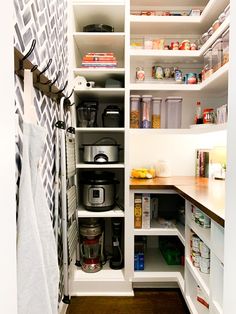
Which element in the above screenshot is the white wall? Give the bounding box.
[129,131,227,176]
[0,1,17,313]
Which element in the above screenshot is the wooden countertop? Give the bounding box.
[130,176,225,227]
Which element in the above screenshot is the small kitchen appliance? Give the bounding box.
[102,105,123,127]
[79,218,104,273]
[81,171,119,211]
[80,137,121,163]
[109,218,124,269]
[77,101,98,127]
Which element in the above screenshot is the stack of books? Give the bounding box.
[195,149,211,178]
[81,52,118,68]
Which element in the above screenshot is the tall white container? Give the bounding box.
[165,97,182,129]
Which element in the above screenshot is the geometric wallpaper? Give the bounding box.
[14,0,69,304]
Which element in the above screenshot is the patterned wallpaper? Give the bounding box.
[14,0,69,303]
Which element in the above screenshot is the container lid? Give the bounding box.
[130,94,141,98]
[152,97,162,101]
[212,19,220,25]
[202,32,209,37]
[165,96,183,100]
[142,95,153,98]
[203,48,212,56]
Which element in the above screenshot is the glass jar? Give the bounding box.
[212,38,223,72]
[152,97,162,128]
[222,28,229,65]
[203,48,213,79]
[130,95,141,128]
[141,95,152,128]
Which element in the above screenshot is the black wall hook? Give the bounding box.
[20,39,36,70]
[49,71,61,92]
[54,80,68,95]
[37,59,52,83]
[65,89,74,100]
[31,64,38,72]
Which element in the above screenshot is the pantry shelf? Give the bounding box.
[186,257,210,298]
[74,88,125,99]
[77,206,125,218]
[73,68,125,81]
[133,248,184,289]
[76,163,125,169]
[187,218,211,250]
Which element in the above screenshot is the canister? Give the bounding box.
[222,28,229,65]
[200,256,210,274]
[200,241,210,259]
[199,212,211,228]
[203,48,213,79]
[130,95,141,128]
[192,234,200,253]
[192,251,200,268]
[152,97,162,128]
[141,95,152,128]
[212,38,223,72]
[165,97,182,129]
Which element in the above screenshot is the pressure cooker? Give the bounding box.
[80,137,121,163]
[80,171,119,211]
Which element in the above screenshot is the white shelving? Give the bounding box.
[74,87,125,98]
[186,257,210,298]
[133,248,184,289]
[73,68,125,81]
[77,206,125,218]
[134,221,185,246]
[130,62,228,92]
[187,217,211,249]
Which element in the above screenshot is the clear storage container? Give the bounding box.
[212,38,223,72]
[141,95,152,128]
[152,97,162,128]
[130,95,141,128]
[203,48,213,79]
[165,97,182,129]
[222,28,229,65]
[201,32,210,44]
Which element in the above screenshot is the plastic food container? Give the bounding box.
[224,4,230,18]
[152,97,162,128]
[218,12,226,24]
[212,38,223,72]
[130,95,141,128]
[201,32,210,44]
[165,97,182,129]
[203,48,213,79]
[212,19,220,32]
[222,28,229,65]
[208,27,213,37]
[141,95,152,128]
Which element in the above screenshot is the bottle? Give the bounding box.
[195,101,203,124]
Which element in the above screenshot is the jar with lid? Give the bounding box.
[222,28,229,65]
[203,48,213,79]
[152,97,162,128]
[212,38,223,72]
[130,95,141,128]
[136,66,145,81]
[141,95,152,128]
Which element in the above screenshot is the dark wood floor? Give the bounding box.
[66,289,190,314]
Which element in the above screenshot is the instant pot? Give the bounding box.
[80,171,119,211]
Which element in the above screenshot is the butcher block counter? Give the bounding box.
[130,176,225,227]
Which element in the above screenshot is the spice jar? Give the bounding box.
[136,66,145,81]
[152,97,162,128]
[130,95,141,128]
[203,108,214,124]
[141,95,152,128]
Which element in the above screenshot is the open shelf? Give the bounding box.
[76,163,125,169]
[77,206,125,218]
[73,67,125,81]
[187,218,211,249]
[130,0,229,34]
[134,221,185,246]
[130,62,228,93]
[74,87,125,99]
[186,257,210,298]
[133,248,184,290]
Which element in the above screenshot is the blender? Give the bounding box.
[79,218,104,273]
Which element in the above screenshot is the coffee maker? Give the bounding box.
[109,218,124,269]
[77,101,98,127]
[79,218,104,273]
